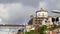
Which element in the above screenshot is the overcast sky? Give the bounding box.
[0,0,60,24]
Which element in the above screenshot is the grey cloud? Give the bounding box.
[20,0,40,8]
[39,0,60,16]
[0,3,36,24]
[0,0,20,3]
[0,0,40,8]
[0,0,60,24]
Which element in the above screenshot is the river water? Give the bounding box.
[0,26,24,34]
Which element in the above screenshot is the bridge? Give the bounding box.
[0,24,25,34]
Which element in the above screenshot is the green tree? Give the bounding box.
[49,24,57,30]
[23,25,58,34]
[38,25,47,34]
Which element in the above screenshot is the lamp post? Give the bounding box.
[51,10,60,14]
[23,23,25,34]
[24,17,27,34]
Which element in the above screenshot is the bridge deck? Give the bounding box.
[0,24,25,27]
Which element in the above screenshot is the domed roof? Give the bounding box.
[36,8,48,13]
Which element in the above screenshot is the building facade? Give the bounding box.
[26,8,60,34]
[28,8,53,25]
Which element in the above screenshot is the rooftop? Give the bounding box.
[36,8,48,13]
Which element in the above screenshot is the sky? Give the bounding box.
[0,0,60,24]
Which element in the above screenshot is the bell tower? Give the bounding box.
[35,8,48,25]
[36,8,48,18]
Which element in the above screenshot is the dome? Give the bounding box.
[36,8,48,13]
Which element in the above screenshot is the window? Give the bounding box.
[38,13,40,16]
[42,13,44,17]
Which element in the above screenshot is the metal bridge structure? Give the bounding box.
[0,24,25,34]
